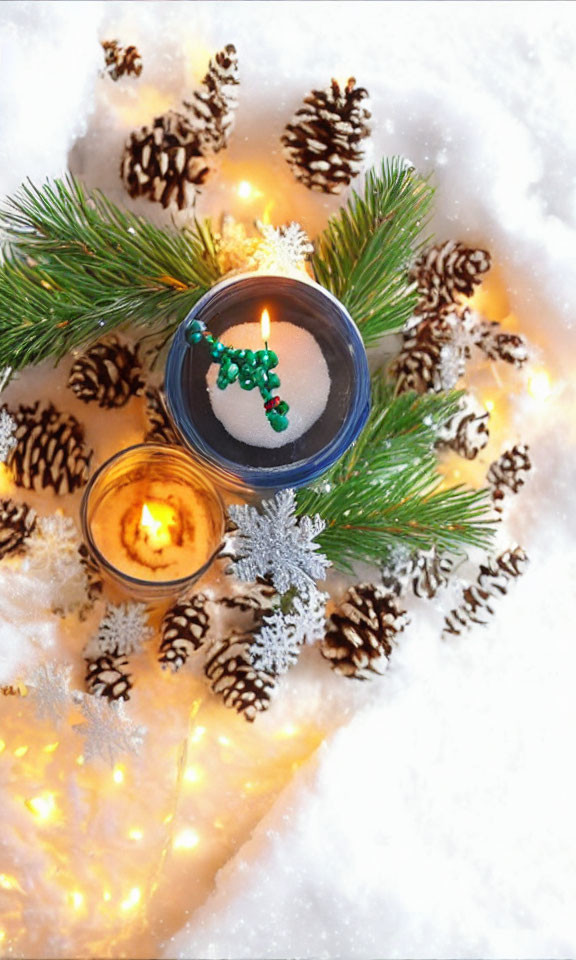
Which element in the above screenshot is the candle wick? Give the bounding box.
[265,340,269,351]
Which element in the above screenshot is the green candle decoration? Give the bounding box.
[185,311,290,433]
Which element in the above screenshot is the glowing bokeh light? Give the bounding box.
[528,369,552,402]
[25,792,56,822]
[173,828,200,851]
[120,887,141,912]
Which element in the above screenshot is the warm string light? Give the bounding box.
[236,180,263,201]
[120,887,142,912]
[528,369,552,402]
[0,672,324,952]
[173,828,199,851]
[25,792,56,822]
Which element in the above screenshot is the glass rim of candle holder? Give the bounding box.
[80,443,225,600]
[164,272,371,492]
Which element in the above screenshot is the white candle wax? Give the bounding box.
[207,321,330,448]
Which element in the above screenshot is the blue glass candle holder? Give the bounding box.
[164,273,370,492]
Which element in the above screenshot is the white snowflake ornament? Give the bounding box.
[227,489,330,595]
[25,514,90,614]
[250,583,328,676]
[254,221,313,275]
[84,602,153,659]
[0,408,17,463]
[73,695,146,766]
[25,661,75,726]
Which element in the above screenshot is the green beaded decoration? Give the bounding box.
[185,319,290,433]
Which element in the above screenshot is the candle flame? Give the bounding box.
[261,308,271,342]
[139,501,177,549]
[140,503,163,539]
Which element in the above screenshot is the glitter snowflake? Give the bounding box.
[0,407,16,463]
[73,695,146,766]
[25,661,74,726]
[227,489,330,595]
[250,583,328,675]
[24,513,89,614]
[84,602,153,659]
[254,222,313,274]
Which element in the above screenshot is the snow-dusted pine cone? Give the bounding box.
[282,77,371,194]
[158,595,211,672]
[218,581,277,615]
[411,548,454,599]
[391,311,470,393]
[144,386,180,445]
[411,241,491,316]
[183,43,239,153]
[487,444,531,512]
[78,542,104,602]
[473,322,529,367]
[68,338,145,409]
[101,39,142,81]
[4,403,92,495]
[436,396,490,460]
[204,632,276,722]
[0,498,36,559]
[321,584,408,680]
[443,547,528,637]
[121,110,209,210]
[85,649,132,702]
[121,43,238,209]
[381,547,453,599]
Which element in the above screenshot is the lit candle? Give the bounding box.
[165,273,370,492]
[206,307,330,449]
[81,445,224,598]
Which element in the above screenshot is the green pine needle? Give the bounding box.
[0,175,222,370]
[311,158,433,346]
[297,380,496,571]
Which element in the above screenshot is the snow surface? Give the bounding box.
[2,1,576,958]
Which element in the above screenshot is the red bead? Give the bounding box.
[264,396,280,412]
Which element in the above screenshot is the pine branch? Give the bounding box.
[0,176,221,370]
[311,159,433,346]
[297,381,495,571]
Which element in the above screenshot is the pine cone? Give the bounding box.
[121,110,209,210]
[101,39,142,81]
[183,43,239,153]
[411,241,491,315]
[321,584,408,680]
[78,542,104,602]
[391,310,470,394]
[4,403,92,495]
[0,498,36,559]
[473,322,529,367]
[218,581,277,615]
[145,386,180,445]
[68,338,145,408]
[121,43,238,210]
[204,632,276,722]
[411,548,454,599]
[159,594,211,671]
[85,649,132,701]
[443,546,528,637]
[487,444,531,512]
[436,396,490,460]
[282,78,371,194]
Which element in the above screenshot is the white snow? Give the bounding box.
[1,2,576,959]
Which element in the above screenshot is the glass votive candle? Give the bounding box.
[164,273,371,493]
[80,444,225,600]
